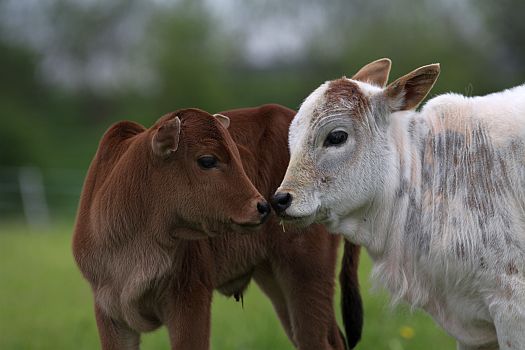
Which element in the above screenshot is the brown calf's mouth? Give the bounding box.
[230,207,271,230]
[236,221,263,228]
[230,218,266,233]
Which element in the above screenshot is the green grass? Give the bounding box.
[0,223,455,349]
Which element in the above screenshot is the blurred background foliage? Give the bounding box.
[0,0,524,175]
[0,0,523,348]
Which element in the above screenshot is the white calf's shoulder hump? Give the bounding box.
[418,85,525,145]
[420,92,468,114]
[421,84,525,118]
[469,84,525,144]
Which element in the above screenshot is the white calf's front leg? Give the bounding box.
[489,278,525,350]
[492,306,525,349]
[456,342,498,350]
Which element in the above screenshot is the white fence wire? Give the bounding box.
[0,166,84,228]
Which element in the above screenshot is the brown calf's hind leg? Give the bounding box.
[282,269,346,350]
[272,237,347,350]
[253,262,297,347]
[95,304,141,350]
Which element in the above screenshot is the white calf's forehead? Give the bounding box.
[289,77,379,154]
[352,79,383,97]
[289,82,329,152]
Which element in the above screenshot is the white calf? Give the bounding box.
[273,58,525,350]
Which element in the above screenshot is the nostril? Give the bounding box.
[277,193,291,206]
[271,192,293,213]
[257,201,271,215]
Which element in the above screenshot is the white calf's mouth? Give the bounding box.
[278,212,316,228]
[279,213,309,221]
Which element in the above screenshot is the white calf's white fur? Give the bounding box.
[277,59,525,350]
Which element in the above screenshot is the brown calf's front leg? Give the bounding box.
[165,283,213,350]
[95,304,141,350]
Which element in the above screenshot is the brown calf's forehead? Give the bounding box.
[176,109,242,163]
[156,108,217,126]
[168,108,227,141]
[152,108,237,158]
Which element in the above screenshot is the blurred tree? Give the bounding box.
[478,0,525,87]
[0,40,45,166]
[145,0,237,115]
[0,0,523,171]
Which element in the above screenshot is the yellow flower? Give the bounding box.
[400,326,415,339]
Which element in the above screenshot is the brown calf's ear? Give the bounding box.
[352,58,392,87]
[384,63,440,111]
[152,116,181,158]
[213,113,230,129]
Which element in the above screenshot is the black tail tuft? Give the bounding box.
[340,240,363,349]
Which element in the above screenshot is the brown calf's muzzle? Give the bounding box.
[229,196,271,232]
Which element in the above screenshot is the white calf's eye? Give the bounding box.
[324,130,348,147]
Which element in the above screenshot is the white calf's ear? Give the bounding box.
[352,58,392,87]
[384,63,440,111]
[213,113,230,129]
[152,116,181,158]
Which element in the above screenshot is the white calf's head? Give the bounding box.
[272,59,440,229]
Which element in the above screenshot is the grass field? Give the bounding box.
[0,222,455,350]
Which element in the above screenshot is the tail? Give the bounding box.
[339,240,363,349]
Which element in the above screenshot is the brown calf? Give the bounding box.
[72,104,362,349]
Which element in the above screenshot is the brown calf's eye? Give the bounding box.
[324,130,348,147]
[197,155,218,169]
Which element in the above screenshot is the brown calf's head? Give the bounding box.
[149,108,270,238]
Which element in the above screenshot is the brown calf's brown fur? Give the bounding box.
[72,104,362,349]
